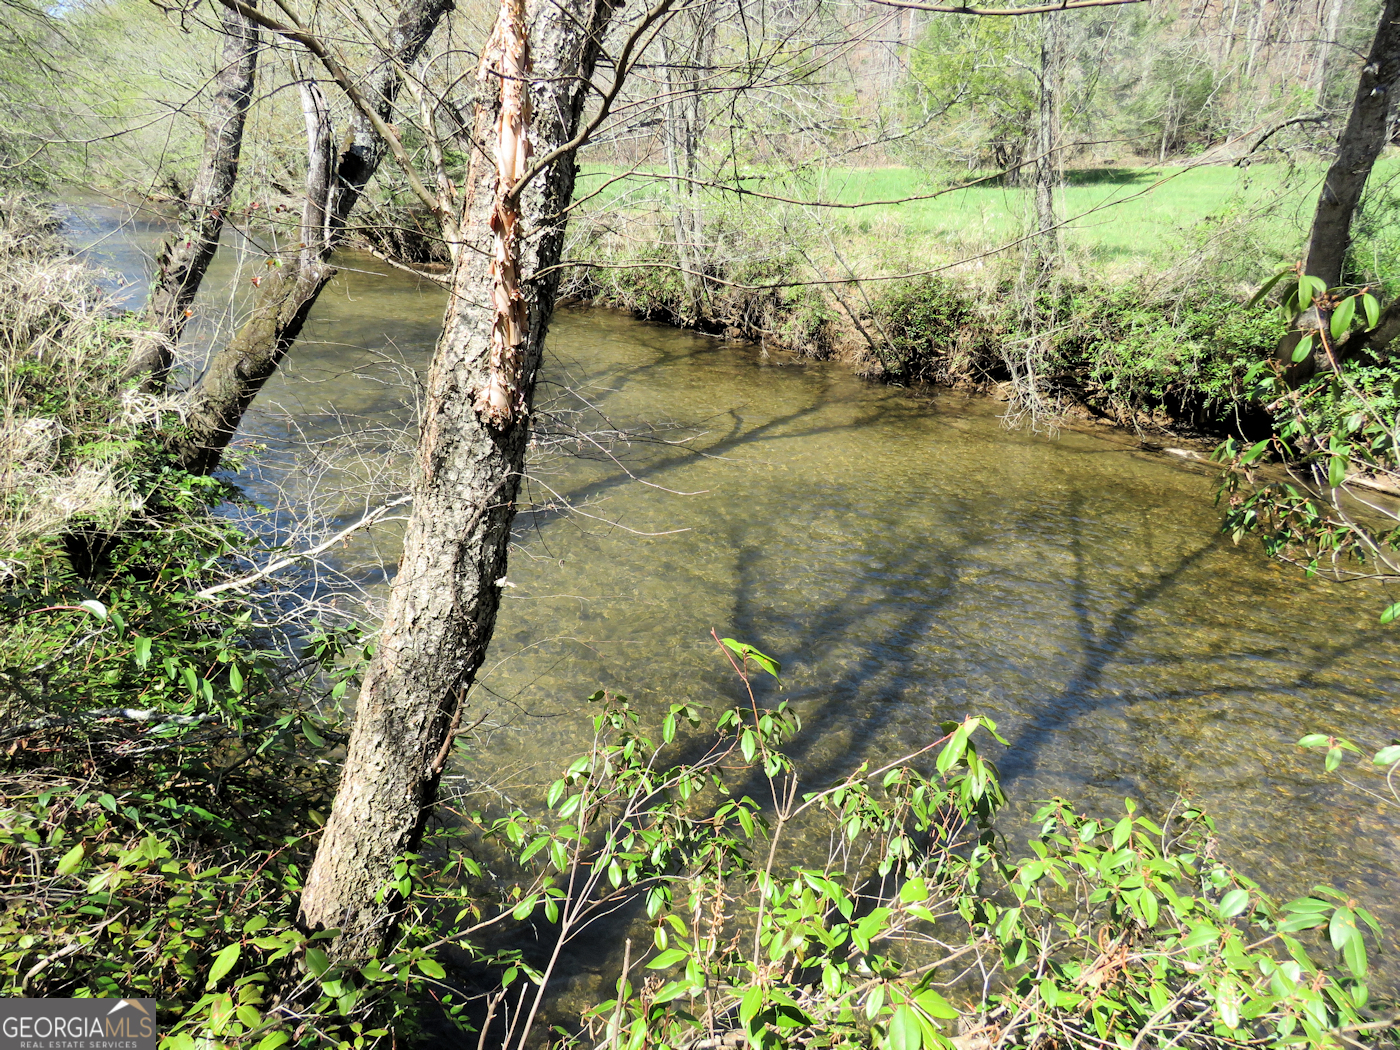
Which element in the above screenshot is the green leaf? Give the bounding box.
[549,838,568,871]
[1363,292,1380,329]
[1283,895,1333,913]
[1291,334,1315,363]
[1278,912,1329,932]
[1300,275,1326,304]
[741,729,757,763]
[1330,296,1356,339]
[1138,888,1160,928]
[654,979,697,1004]
[913,987,960,1020]
[207,943,241,989]
[887,1004,923,1050]
[1298,734,1330,749]
[55,842,86,876]
[739,984,764,1027]
[417,957,446,980]
[360,959,392,982]
[900,877,929,903]
[1328,455,1348,489]
[1216,978,1242,1029]
[1343,928,1367,977]
[1380,603,1400,626]
[1329,907,1357,951]
[1218,888,1250,918]
[256,1033,290,1050]
[304,948,330,978]
[936,724,969,775]
[1182,923,1219,949]
[1111,815,1132,849]
[133,636,152,669]
[1240,439,1271,465]
[720,638,782,681]
[1248,268,1294,308]
[866,983,886,1020]
[301,720,325,748]
[78,599,108,621]
[1373,744,1400,764]
[646,948,688,970]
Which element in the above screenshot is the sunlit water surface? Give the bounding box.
[71,200,1400,995]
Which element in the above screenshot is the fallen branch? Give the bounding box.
[196,495,412,599]
[1243,112,1329,156]
[3,708,223,740]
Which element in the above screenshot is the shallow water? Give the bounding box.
[72,200,1400,989]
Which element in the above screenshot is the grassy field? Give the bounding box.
[577,157,1400,287]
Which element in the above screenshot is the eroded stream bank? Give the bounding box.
[73,202,1400,987]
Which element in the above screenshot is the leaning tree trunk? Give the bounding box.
[176,75,336,474]
[125,1,259,391]
[171,0,452,474]
[1303,0,1400,288]
[1282,0,1400,378]
[298,0,622,960]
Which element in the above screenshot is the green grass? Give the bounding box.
[576,157,1400,285]
[804,164,1313,253]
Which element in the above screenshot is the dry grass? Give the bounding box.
[0,195,156,554]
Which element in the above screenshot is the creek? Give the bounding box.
[68,199,1400,990]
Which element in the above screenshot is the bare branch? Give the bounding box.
[212,0,443,216]
[3,708,223,741]
[871,0,1148,13]
[197,495,413,599]
[507,0,678,204]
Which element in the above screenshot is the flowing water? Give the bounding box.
[70,200,1400,990]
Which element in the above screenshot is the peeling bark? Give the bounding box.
[170,0,453,473]
[474,0,534,427]
[127,2,259,390]
[298,0,620,960]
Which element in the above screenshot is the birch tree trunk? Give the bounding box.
[298,0,623,960]
[126,2,259,391]
[1243,0,1267,84]
[170,0,452,474]
[1312,0,1345,98]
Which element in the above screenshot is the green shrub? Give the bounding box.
[1046,284,1284,426]
[872,276,1001,384]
